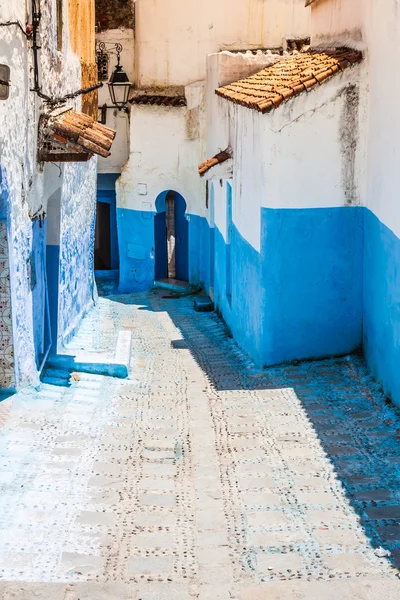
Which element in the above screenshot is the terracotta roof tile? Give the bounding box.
[198,149,232,177]
[38,107,116,162]
[216,48,362,113]
[130,95,187,107]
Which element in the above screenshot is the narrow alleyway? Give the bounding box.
[0,291,400,599]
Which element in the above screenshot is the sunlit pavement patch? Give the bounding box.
[0,291,399,598]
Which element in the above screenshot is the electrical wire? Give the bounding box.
[39,82,103,105]
[0,21,31,38]
[30,0,102,105]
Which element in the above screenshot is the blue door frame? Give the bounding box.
[154,190,189,282]
[175,192,188,282]
[96,190,119,271]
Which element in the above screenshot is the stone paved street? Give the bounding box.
[0,291,400,599]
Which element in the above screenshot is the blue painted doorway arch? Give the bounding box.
[175,192,189,282]
[154,191,188,282]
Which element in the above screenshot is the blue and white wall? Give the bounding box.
[204,51,367,369]
[362,2,400,406]
[0,1,97,389]
[107,0,310,294]
[0,167,15,391]
[308,0,400,407]
[116,81,207,292]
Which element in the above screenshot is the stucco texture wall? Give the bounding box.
[208,62,366,368]
[96,27,134,174]
[57,161,97,347]
[0,0,98,388]
[135,0,310,87]
[361,0,400,407]
[68,0,98,117]
[116,80,206,292]
[310,0,364,44]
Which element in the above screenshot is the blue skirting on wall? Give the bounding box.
[363,208,400,406]
[117,207,156,293]
[211,207,364,368]
[261,206,364,365]
[114,200,400,409]
[46,244,60,351]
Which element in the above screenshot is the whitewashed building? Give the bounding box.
[96,0,310,292]
[308,0,400,406]
[201,46,365,369]
[199,0,400,409]
[0,0,112,391]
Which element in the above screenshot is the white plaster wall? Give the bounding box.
[206,51,282,160]
[213,179,229,242]
[310,0,400,240]
[0,0,97,387]
[118,80,207,218]
[216,62,367,252]
[363,1,400,239]
[135,0,310,88]
[97,28,134,173]
[310,0,364,44]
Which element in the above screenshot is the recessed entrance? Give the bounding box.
[95,201,112,270]
[95,174,120,295]
[154,190,188,284]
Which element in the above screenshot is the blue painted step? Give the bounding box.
[194,296,214,312]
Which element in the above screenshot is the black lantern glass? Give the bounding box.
[108,44,132,109]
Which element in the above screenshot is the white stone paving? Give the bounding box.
[0,291,399,599]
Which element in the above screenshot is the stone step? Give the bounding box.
[194,296,215,312]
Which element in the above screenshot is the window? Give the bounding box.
[56,0,63,52]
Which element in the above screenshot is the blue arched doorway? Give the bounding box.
[154,191,188,282]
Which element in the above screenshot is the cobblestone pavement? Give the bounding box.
[0,290,400,599]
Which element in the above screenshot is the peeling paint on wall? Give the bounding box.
[340,84,360,206]
[68,0,98,118]
[0,166,15,390]
[0,1,98,389]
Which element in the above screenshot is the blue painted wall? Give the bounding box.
[0,165,9,222]
[175,193,189,282]
[0,165,16,391]
[214,221,265,365]
[261,207,364,365]
[10,220,42,385]
[46,244,60,352]
[117,207,155,293]
[208,206,364,368]
[31,220,47,368]
[363,209,400,405]
[118,191,191,292]
[58,217,96,345]
[189,215,213,291]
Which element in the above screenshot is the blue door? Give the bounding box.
[154,211,168,280]
[175,192,188,281]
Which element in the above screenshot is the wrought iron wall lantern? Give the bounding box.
[96,42,133,112]
[108,44,133,109]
